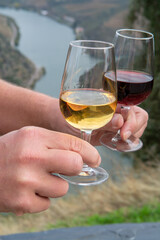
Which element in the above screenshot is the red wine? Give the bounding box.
[103,70,153,105]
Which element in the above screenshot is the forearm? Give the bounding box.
[0,79,59,134]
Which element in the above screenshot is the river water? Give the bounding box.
[0,7,75,98]
[0,8,132,191]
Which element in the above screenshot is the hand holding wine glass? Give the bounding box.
[59,40,117,185]
[101,29,154,152]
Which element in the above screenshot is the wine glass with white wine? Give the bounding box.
[59,40,117,186]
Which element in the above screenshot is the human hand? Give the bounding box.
[119,105,148,141]
[49,99,148,145]
[0,126,100,215]
[91,104,148,145]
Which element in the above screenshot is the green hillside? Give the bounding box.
[0,0,129,41]
[0,14,38,87]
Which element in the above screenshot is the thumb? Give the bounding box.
[120,107,137,141]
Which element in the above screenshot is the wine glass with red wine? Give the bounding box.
[100,29,154,152]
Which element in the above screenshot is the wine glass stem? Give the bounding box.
[121,105,130,111]
[81,130,92,169]
[112,129,121,143]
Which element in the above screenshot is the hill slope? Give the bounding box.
[0,0,129,41]
[0,14,40,87]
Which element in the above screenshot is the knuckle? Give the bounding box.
[72,153,83,174]
[16,168,39,193]
[69,136,83,153]
[13,127,41,165]
[15,195,32,214]
[18,174,36,188]
[18,148,37,165]
[17,126,38,141]
[17,146,40,167]
[18,149,29,164]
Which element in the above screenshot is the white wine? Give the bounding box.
[60,89,117,130]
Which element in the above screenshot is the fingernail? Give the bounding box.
[124,131,131,140]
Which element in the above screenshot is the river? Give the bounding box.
[0,7,75,98]
[0,8,132,192]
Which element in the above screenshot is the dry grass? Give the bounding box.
[0,164,160,235]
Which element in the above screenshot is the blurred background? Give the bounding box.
[0,0,159,236]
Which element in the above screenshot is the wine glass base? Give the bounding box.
[58,167,109,186]
[100,132,143,152]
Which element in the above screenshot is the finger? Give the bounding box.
[43,130,101,168]
[35,174,69,198]
[120,106,148,141]
[15,193,50,215]
[27,195,50,214]
[43,149,83,174]
[102,102,125,130]
[109,113,124,130]
[133,106,149,130]
[120,108,137,141]
[96,113,124,132]
[132,122,148,138]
